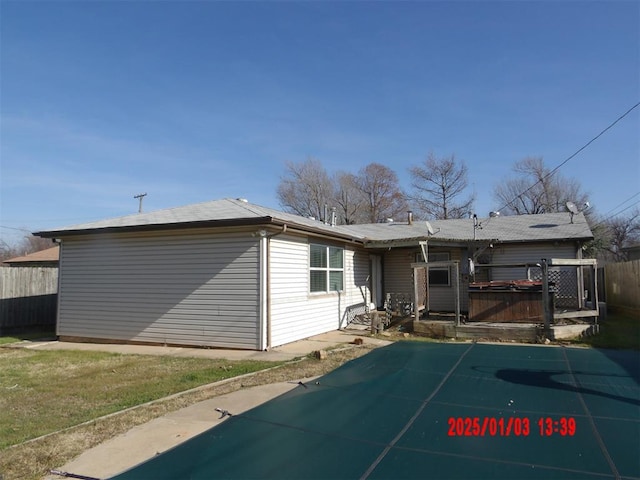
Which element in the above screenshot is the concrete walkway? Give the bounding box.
[40,330,392,480]
[47,380,315,479]
[22,329,387,362]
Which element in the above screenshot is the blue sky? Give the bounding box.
[1,1,639,245]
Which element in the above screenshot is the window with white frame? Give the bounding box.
[310,244,344,293]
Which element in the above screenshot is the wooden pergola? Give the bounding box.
[410,257,599,333]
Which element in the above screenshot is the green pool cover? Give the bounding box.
[110,342,639,479]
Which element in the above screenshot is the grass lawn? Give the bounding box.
[0,348,280,449]
[567,311,640,350]
[0,341,372,480]
[0,330,56,346]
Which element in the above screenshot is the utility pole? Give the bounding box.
[134,193,147,213]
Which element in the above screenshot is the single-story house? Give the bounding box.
[3,245,60,267]
[35,198,594,350]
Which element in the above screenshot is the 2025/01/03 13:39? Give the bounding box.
[447,417,577,437]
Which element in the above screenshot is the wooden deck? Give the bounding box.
[413,319,599,342]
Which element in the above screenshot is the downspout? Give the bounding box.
[259,235,268,350]
[420,240,430,313]
[53,239,62,338]
[264,225,287,350]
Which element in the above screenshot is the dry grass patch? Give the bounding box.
[0,348,280,449]
[0,345,374,480]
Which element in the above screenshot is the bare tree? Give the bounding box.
[0,240,17,262]
[334,171,367,225]
[277,159,406,224]
[355,163,407,223]
[1,233,54,262]
[599,208,640,262]
[277,158,334,221]
[408,153,474,219]
[493,157,589,215]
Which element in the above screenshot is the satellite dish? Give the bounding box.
[425,221,435,236]
[566,201,579,224]
[566,201,579,214]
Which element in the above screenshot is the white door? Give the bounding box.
[370,255,383,309]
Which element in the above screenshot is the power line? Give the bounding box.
[608,200,640,218]
[581,193,640,236]
[559,198,640,246]
[600,191,640,218]
[496,101,640,215]
[541,102,640,185]
[0,225,32,232]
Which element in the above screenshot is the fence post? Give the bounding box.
[541,259,552,335]
[454,262,460,327]
[413,266,420,322]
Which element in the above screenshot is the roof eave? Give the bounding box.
[363,234,593,249]
[269,219,364,244]
[491,236,594,245]
[34,217,275,238]
[35,216,366,244]
[364,237,472,249]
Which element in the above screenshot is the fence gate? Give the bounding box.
[546,258,599,321]
[411,260,461,325]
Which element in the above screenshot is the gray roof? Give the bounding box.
[36,198,593,245]
[35,198,364,241]
[344,212,593,246]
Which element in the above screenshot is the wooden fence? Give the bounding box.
[0,267,58,334]
[604,259,640,317]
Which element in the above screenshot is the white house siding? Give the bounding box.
[490,242,576,281]
[57,229,261,349]
[269,235,369,348]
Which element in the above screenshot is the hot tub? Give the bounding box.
[468,280,553,323]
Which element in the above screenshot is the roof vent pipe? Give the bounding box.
[407,211,413,225]
[331,207,337,227]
